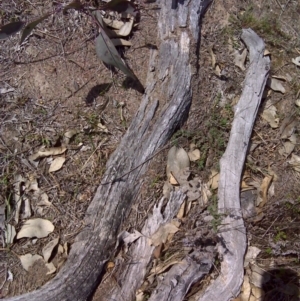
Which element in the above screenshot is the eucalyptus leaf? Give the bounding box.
[20,13,51,44]
[0,21,24,40]
[95,27,137,80]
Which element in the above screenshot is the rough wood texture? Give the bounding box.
[5,0,211,300]
[198,29,271,301]
[92,191,186,301]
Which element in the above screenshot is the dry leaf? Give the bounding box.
[42,237,59,262]
[29,146,67,161]
[177,201,186,219]
[45,262,56,275]
[256,175,273,208]
[63,129,78,145]
[288,153,300,172]
[188,148,201,161]
[166,146,190,180]
[251,286,264,299]
[208,170,219,190]
[292,56,300,66]
[162,181,173,199]
[97,122,108,133]
[19,254,43,271]
[209,47,216,68]
[244,246,261,267]
[264,49,270,56]
[37,192,52,206]
[261,101,279,128]
[239,275,251,301]
[103,17,124,29]
[150,222,179,247]
[117,17,134,37]
[20,197,32,219]
[49,157,66,173]
[169,172,179,185]
[250,264,270,288]
[215,64,221,77]
[13,174,25,223]
[17,218,54,239]
[233,48,247,71]
[295,99,300,107]
[267,77,286,93]
[278,133,297,157]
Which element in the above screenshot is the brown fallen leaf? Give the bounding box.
[150,222,179,247]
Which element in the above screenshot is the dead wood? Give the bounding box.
[5,0,211,300]
[198,29,270,301]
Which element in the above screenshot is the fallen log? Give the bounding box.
[198,29,270,301]
[5,0,212,300]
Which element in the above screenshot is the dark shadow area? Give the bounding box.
[262,268,299,301]
[122,77,145,94]
[85,83,111,105]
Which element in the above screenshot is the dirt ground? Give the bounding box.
[0,0,300,300]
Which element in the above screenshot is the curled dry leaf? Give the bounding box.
[209,47,216,68]
[20,197,32,219]
[150,222,179,247]
[292,56,300,67]
[267,77,286,93]
[233,48,247,71]
[97,122,109,133]
[256,174,273,208]
[42,237,59,262]
[29,146,67,161]
[188,148,201,162]
[295,99,300,107]
[288,153,300,172]
[63,129,78,145]
[278,133,297,157]
[17,218,54,239]
[49,157,66,173]
[19,254,43,271]
[264,49,271,56]
[117,17,134,37]
[13,174,25,224]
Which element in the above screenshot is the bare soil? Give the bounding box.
[0,0,299,300]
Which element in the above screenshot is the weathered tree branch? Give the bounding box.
[198,29,270,301]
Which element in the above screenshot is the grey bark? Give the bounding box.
[198,29,270,301]
[5,0,211,300]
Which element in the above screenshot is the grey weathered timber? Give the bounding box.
[93,191,187,301]
[198,29,271,301]
[5,0,211,300]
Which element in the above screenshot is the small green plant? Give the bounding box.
[274,228,287,242]
[265,247,272,255]
[208,194,222,232]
